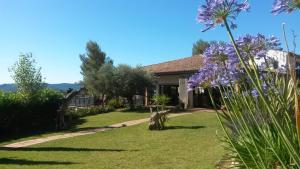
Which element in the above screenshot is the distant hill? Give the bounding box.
[0,83,81,92]
[47,83,81,91]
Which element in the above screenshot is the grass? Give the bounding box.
[0,111,225,169]
[0,110,150,146]
[72,109,150,130]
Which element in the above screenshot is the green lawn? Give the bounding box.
[0,111,225,169]
[72,110,150,130]
[0,110,150,146]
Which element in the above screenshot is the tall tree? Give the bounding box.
[80,41,107,76]
[94,63,115,105]
[9,53,44,95]
[192,40,226,55]
[192,39,210,55]
[80,41,113,98]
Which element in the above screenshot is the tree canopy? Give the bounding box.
[80,41,108,76]
[192,39,227,55]
[80,41,113,98]
[95,63,115,98]
[192,39,210,55]
[114,64,154,109]
[79,41,154,109]
[9,53,44,95]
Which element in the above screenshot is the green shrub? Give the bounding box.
[152,94,170,110]
[66,106,114,119]
[107,98,123,109]
[0,89,63,135]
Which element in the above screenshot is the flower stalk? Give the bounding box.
[282,22,300,137]
[223,18,300,167]
[193,0,300,167]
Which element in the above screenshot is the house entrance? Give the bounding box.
[159,85,179,106]
[193,87,221,108]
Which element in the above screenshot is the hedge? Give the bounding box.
[0,89,63,135]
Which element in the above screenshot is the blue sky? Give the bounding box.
[0,0,299,83]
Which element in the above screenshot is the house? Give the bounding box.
[144,55,216,109]
[145,51,300,109]
[68,88,95,107]
[266,50,300,71]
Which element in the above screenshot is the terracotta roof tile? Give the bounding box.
[145,55,203,74]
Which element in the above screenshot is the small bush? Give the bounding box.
[66,106,114,119]
[152,94,170,110]
[107,98,123,109]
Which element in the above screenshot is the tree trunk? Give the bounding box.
[128,97,134,110]
[101,94,105,108]
[57,100,67,130]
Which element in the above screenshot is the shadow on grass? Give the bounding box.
[163,125,206,130]
[0,147,138,152]
[70,125,125,132]
[0,157,77,165]
[0,118,88,145]
[67,118,87,130]
[120,108,149,113]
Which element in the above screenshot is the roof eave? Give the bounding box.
[152,70,198,76]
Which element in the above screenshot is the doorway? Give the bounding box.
[159,85,179,106]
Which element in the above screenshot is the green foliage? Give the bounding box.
[80,41,114,98]
[79,42,153,108]
[0,89,63,135]
[114,64,154,109]
[0,112,223,169]
[192,39,210,55]
[204,42,300,167]
[213,77,300,168]
[192,40,226,55]
[80,41,107,75]
[93,63,115,99]
[192,4,300,167]
[209,40,300,168]
[152,94,170,110]
[296,0,300,8]
[107,98,123,109]
[9,53,44,95]
[66,106,113,119]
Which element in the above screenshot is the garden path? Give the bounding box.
[2,111,204,148]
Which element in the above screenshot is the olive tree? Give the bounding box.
[114,65,153,109]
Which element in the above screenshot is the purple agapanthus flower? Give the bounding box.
[188,42,241,89]
[188,34,282,90]
[250,83,269,98]
[272,0,300,15]
[197,0,250,32]
[251,89,259,97]
[235,34,281,61]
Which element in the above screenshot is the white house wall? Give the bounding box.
[256,50,297,69]
[155,74,182,85]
